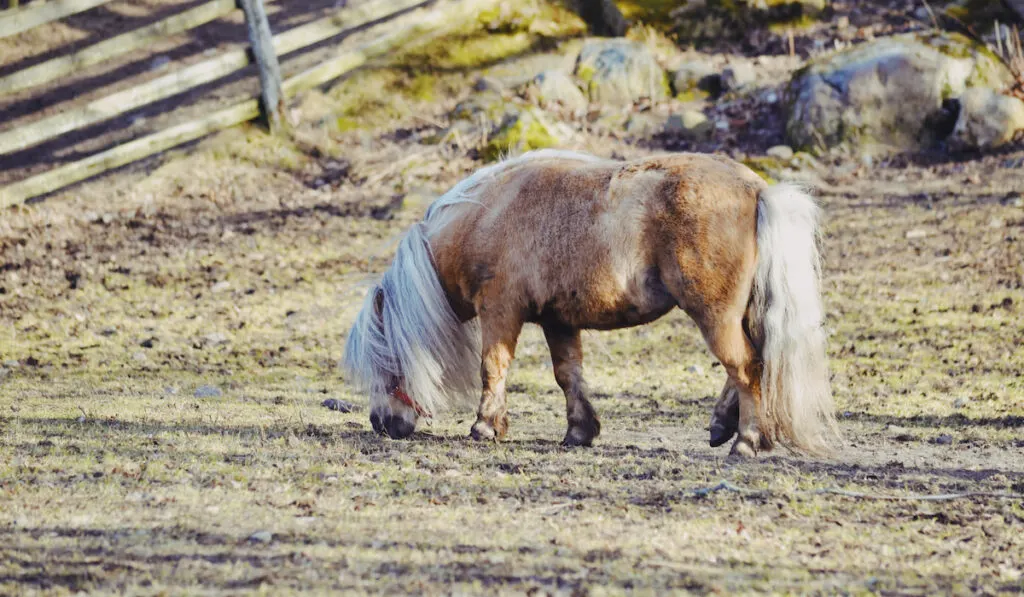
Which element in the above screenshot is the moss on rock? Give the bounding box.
[483,111,558,162]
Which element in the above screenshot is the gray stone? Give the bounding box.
[194,385,222,398]
[624,113,664,138]
[575,39,669,105]
[322,398,356,413]
[721,61,756,91]
[671,60,716,97]
[522,70,588,114]
[952,87,1024,149]
[786,32,1015,155]
[665,110,713,141]
[248,530,273,543]
[766,145,795,161]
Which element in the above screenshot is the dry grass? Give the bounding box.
[2,2,1024,594]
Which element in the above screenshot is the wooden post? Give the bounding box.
[237,0,285,134]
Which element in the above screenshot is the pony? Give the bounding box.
[343,149,839,457]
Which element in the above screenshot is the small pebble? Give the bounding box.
[905,228,928,240]
[322,398,356,413]
[194,385,222,398]
[248,531,273,544]
[953,398,966,409]
[933,434,953,445]
[766,145,794,162]
[687,364,704,375]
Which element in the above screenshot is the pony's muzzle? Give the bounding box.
[370,411,416,439]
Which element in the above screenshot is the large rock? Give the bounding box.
[521,70,588,114]
[952,88,1024,148]
[574,39,669,105]
[786,32,1015,155]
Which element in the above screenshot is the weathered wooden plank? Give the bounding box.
[0,0,238,95]
[238,0,285,133]
[0,0,496,205]
[0,0,425,155]
[0,0,113,39]
[0,99,259,207]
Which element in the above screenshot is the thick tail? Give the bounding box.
[750,183,840,454]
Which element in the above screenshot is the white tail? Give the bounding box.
[751,183,840,454]
[343,149,604,417]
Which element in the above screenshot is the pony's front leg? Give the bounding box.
[543,324,600,447]
[469,313,523,441]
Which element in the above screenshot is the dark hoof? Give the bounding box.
[709,397,739,448]
[561,419,599,447]
[370,412,415,439]
[470,421,497,441]
[709,421,737,448]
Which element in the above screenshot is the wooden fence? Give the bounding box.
[0,0,497,207]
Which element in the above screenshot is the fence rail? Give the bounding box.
[0,0,496,207]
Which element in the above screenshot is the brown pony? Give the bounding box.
[344,150,839,456]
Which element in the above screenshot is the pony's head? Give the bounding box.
[342,218,482,440]
[344,285,421,439]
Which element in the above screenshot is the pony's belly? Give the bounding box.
[577,299,677,330]
[533,272,678,330]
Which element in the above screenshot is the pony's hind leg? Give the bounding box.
[700,314,763,457]
[543,324,600,447]
[469,312,523,441]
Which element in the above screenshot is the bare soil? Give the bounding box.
[1,0,1023,594]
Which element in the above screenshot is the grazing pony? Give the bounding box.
[344,150,838,456]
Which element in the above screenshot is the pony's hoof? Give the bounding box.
[470,421,496,441]
[561,420,599,447]
[728,438,757,459]
[709,421,737,448]
[561,429,593,447]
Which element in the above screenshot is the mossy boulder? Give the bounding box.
[520,70,588,114]
[785,32,1015,155]
[483,110,560,162]
[574,39,670,105]
[952,88,1024,149]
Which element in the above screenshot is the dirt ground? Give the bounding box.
[2,0,1024,594]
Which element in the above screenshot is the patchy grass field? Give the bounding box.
[3,1,1024,594]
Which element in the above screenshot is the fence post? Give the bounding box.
[237,0,286,133]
